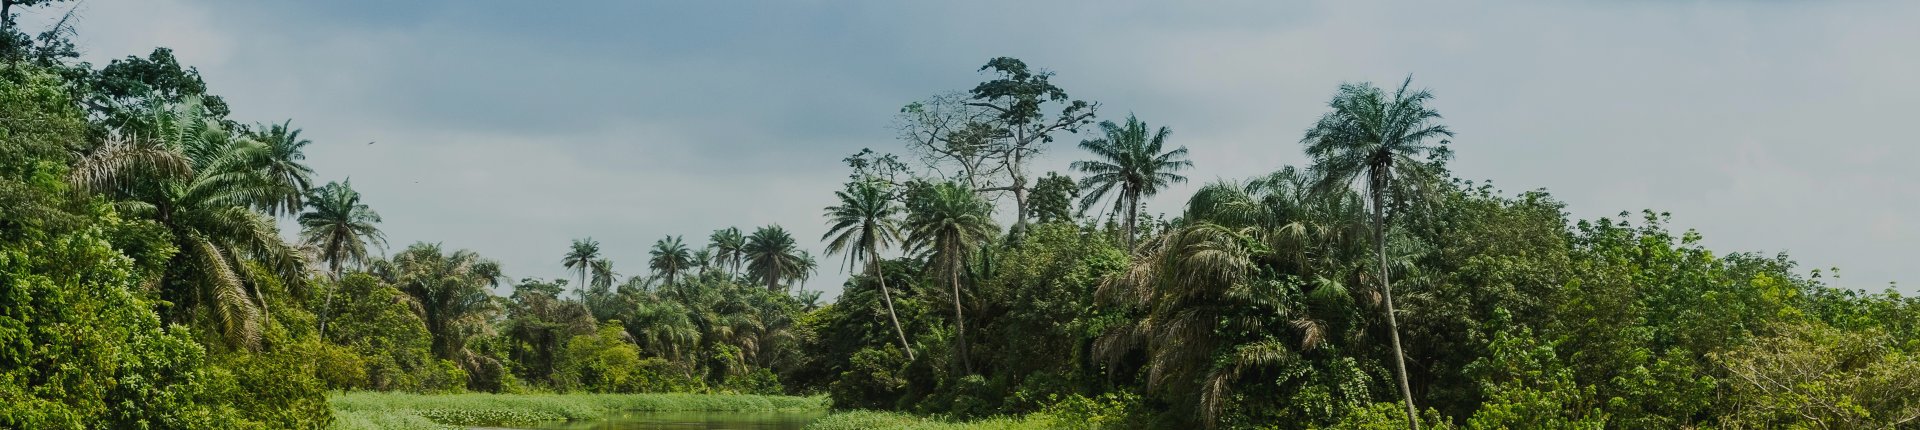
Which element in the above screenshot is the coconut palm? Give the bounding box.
[709,227,746,276]
[240,119,316,217]
[299,179,386,336]
[904,181,998,373]
[822,178,915,359]
[650,235,694,286]
[388,242,502,361]
[1301,76,1453,428]
[744,225,804,292]
[69,96,308,348]
[1072,114,1192,249]
[562,237,602,301]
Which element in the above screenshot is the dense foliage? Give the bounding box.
[2,4,1916,429]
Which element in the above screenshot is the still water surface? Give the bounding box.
[502,411,824,430]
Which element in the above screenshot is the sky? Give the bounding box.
[19,0,1919,298]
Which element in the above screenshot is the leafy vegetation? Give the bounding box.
[328,392,825,429]
[1,4,1916,429]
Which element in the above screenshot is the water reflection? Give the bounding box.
[514,411,824,430]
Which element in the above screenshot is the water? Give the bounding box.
[501,411,825,430]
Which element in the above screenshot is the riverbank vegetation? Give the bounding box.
[329,392,824,429]
[3,3,1918,429]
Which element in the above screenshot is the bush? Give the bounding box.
[722,367,785,395]
[0,204,259,428]
[554,325,646,392]
[829,347,911,410]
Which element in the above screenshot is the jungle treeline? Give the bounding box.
[2,4,1916,429]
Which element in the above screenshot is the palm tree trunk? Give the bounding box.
[318,261,341,337]
[871,252,915,361]
[1374,190,1420,430]
[1123,190,1139,250]
[950,259,972,374]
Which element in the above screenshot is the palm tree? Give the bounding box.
[790,250,819,290]
[904,181,997,373]
[70,97,308,348]
[1096,169,1372,428]
[299,180,385,277]
[649,235,694,286]
[562,237,602,301]
[795,289,824,312]
[584,258,618,317]
[1301,77,1452,428]
[822,178,915,360]
[1072,114,1192,249]
[709,227,746,276]
[691,248,714,277]
[387,243,502,361]
[241,119,317,217]
[744,225,803,292]
[298,179,386,336]
[625,296,701,365]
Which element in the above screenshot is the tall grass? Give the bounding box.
[328,392,827,430]
[802,411,1065,430]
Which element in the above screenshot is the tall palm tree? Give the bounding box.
[1301,77,1452,428]
[241,119,316,217]
[298,179,386,336]
[904,181,997,373]
[710,227,746,276]
[744,225,803,292]
[389,243,502,361]
[1072,114,1192,249]
[649,235,694,286]
[299,180,385,277]
[70,96,308,348]
[822,178,915,360]
[562,237,602,301]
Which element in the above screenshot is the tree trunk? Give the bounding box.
[1011,175,1030,230]
[1123,189,1139,250]
[950,259,972,374]
[1374,189,1420,430]
[872,252,915,360]
[318,261,341,337]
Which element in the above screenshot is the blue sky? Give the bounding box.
[23,0,1919,297]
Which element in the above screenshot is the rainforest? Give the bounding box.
[2,2,1918,429]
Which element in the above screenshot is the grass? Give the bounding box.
[328,392,828,430]
[802,410,1071,430]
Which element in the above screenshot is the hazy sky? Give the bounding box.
[24,1,1918,298]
